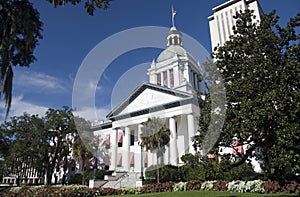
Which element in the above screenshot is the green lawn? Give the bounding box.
[116,190,298,197]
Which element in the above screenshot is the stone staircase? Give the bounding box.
[102,172,140,189]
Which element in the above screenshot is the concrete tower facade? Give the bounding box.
[208,0,263,51]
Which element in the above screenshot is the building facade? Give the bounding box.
[91,23,203,176]
[208,0,263,51]
[91,0,265,177]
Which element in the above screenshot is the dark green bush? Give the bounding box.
[145,165,181,184]
[82,169,112,185]
[68,173,83,184]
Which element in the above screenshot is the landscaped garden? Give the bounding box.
[1,179,299,196]
[119,190,299,197]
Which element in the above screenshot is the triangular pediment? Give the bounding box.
[107,83,192,119]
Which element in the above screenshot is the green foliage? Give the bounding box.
[194,9,300,181]
[0,106,91,185]
[82,169,111,185]
[47,0,111,15]
[0,113,48,179]
[0,0,43,117]
[180,154,205,181]
[141,117,171,183]
[72,116,93,172]
[68,173,83,184]
[180,153,258,181]
[0,0,111,117]
[145,165,180,184]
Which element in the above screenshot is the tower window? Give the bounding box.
[169,69,174,88]
[157,73,161,85]
[174,36,178,45]
[163,71,168,87]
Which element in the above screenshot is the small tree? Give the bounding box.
[72,116,93,173]
[141,117,170,183]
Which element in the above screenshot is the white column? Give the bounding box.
[138,124,143,140]
[123,127,131,171]
[110,129,118,171]
[187,114,196,154]
[169,117,177,165]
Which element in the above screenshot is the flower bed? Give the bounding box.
[1,180,299,196]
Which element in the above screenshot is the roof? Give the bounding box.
[106,83,197,121]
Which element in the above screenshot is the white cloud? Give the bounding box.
[72,106,111,122]
[15,70,66,93]
[0,96,48,122]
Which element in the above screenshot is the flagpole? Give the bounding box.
[171,5,175,28]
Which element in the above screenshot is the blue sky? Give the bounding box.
[1,0,299,122]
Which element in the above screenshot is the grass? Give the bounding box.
[115,190,299,197]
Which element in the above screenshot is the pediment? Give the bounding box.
[107,83,192,118]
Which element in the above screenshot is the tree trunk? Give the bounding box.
[156,152,160,183]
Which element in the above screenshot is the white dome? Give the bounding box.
[156,45,195,63]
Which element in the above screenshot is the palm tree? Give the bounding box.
[141,117,170,183]
[72,134,93,172]
[72,117,93,173]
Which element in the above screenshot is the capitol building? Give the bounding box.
[90,0,263,182]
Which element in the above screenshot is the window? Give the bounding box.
[169,69,174,88]
[118,132,123,147]
[163,71,168,87]
[130,152,134,167]
[168,37,172,46]
[193,72,197,89]
[157,73,161,85]
[130,130,134,146]
[174,36,178,45]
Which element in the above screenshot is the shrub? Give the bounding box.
[244,180,265,193]
[140,182,175,193]
[261,179,281,194]
[121,187,140,195]
[173,181,186,192]
[213,180,229,191]
[2,185,121,196]
[145,165,180,183]
[227,180,247,193]
[68,173,83,184]
[201,180,216,191]
[186,180,203,191]
[83,169,112,185]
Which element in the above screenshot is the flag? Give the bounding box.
[173,10,176,16]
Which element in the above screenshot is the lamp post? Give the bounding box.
[138,141,145,181]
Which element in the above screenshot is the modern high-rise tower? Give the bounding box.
[208,0,263,51]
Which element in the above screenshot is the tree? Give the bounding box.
[72,116,93,173]
[210,9,300,180]
[141,117,170,183]
[0,0,43,117]
[0,0,111,118]
[44,106,77,185]
[0,106,93,185]
[0,113,48,185]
